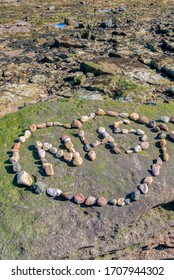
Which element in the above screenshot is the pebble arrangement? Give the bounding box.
[9,108,174,207]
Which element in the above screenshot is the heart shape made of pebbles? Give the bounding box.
[9,108,174,208]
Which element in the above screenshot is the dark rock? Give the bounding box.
[130,190,140,201]
[33,181,45,194]
[100,19,113,28]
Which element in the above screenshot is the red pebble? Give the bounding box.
[74,193,85,204]
[97,196,108,207]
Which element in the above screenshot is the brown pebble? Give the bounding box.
[97,196,108,207]
[138,116,149,124]
[143,176,153,186]
[113,121,121,128]
[159,124,168,131]
[96,108,105,116]
[156,157,163,166]
[35,141,43,149]
[65,141,74,150]
[88,150,96,161]
[117,198,125,206]
[162,153,169,161]
[29,123,37,133]
[83,139,89,145]
[46,122,53,127]
[73,156,83,166]
[64,152,73,162]
[112,146,121,154]
[61,192,74,200]
[170,116,174,123]
[63,123,72,129]
[101,137,109,145]
[129,112,139,121]
[74,193,85,204]
[44,163,54,176]
[85,196,97,206]
[106,110,118,117]
[80,116,90,123]
[71,119,82,129]
[53,122,63,126]
[160,139,166,147]
[37,123,46,129]
[161,146,167,153]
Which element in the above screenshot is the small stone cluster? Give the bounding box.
[9,108,174,207]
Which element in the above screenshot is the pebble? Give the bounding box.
[63,124,71,129]
[73,151,80,158]
[126,149,134,154]
[138,116,149,124]
[85,196,97,206]
[113,127,121,133]
[53,121,63,126]
[129,129,136,134]
[170,116,174,123]
[10,152,20,163]
[156,157,163,166]
[38,148,46,158]
[49,147,58,154]
[24,130,31,139]
[46,188,62,197]
[158,132,166,139]
[143,176,153,186]
[88,150,96,161]
[152,164,160,176]
[37,123,46,129]
[153,126,160,132]
[148,120,156,128]
[113,121,122,128]
[73,156,83,166]
[71,119,82,129]
[162,153,169,161]
[102,131,110,138]
[125,198,131,205]
[12,162,21,172]
[98,127,105,134]
[80,116,90,123]
[161,116,170,123]
[170,131,174,140]
[65,141,74,150]
[18,136,26,143]
[35,141,42,149]
[112,146,121,154]
[78,130,85,137]
[130,190,140,201]
[74,193,85,204]
[84,144,91,152]
[89,112,95,119]
[64,152,73,162]
[61,192,74,200]
[159,124,168,131]
[96,108,105,116]
[12,142,21,151]
[129,112,139,121]
[29,123,37,133]
[109,142,117,148]
[47,122,53,127]
[17,171,33,186]
[91,140,101,148]
[55,150,64,158]
[140,141,149,150]
[108,136,114,142]
[122,129,129,134]
[138,183,148,194]
[160,139,166,147]
[161,146,167,153]
[123,119,130,124]
[134,145,142,153]
[42,142,52,151]
[109,198,117,205]
[117,197,125,206]
[141,134,148,141]
[101,137,109,145]
[41,158,48,164]
[33,181,45,194]
[97,196,108,207]
[136,129,145,135]
[83,139,89,145]
[106,110,118,117]
[119,112,129,118]
[44,163,54,176]
[61,135,71,142]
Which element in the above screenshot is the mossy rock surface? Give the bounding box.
[0,98,174,259]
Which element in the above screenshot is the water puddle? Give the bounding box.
[55,23,67,29]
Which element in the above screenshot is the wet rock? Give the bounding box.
[143,176,153,186]
[33,181,45,194]
[73,156,83,166]
[97,196,108,207]
[161,116,170,123]
[17,171,33,186]
[46,188,62,197]
[117,197,125,206]
[71,119,83,129]
[24,130,31,139]
[109,198,117,205]
[139,116,149,124]
[12,162,21,172]
[85,196,97,206]
[29,123,37,133]
[138,183,148,194]
[44,163,54,176]
[88,150,96,161]
[152,164,160,176]
[140,141,149,150]
[37,123,46,129]
[159,124,168,131]
[74,193,85,204]
[129,112,139,121]
[42,142,52,151]
[130,190,140,201]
